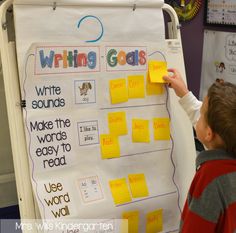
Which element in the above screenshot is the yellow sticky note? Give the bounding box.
[153,118,170,140]
[132,119,150,143]
[108,112,128,136]
[148,60,168,83]
[146,73,164,95]
[120,219,129,233]
[122,210,139,233]
[109,178,132,205]
[128,174,149,198]
[146,209,163,233]
[100,134,120,159]
[128,75,145,98]
[109,78,128,104]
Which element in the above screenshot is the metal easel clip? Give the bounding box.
[20,100,26,108]
[53,2,57,11]
[2,22,7,30]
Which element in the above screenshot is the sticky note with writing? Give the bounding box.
[153,118,170,140]
[109,178,132,205]
[120,219,129,233]
[132,119,150,143]
[122,210,139,233]
[146,209,163,233]
[108,111,128,136]
[100,134,120,159]
[109,78,128,104]
[146,73,164,95]
[148,60,168,83]
[128,173,149,198]
[128,75,145,98]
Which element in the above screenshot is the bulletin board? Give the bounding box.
[204,0,236,27]
[0,0,196,232]
[200,30,236,99]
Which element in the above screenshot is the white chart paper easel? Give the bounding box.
[0,1,196,232]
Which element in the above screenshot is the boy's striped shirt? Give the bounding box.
[180,149,236,233]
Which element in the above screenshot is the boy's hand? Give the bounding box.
[163,68,189,98]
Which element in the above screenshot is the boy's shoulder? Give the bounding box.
[197,149,236,173]
[192,149,236,194]
[196,149,236,171]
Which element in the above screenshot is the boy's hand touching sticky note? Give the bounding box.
[109,178,132,205]
[128,173,149,198]
[148,60,168,83]
[100,134,120,159]
[132,119,150,143]
[109,78,128,104]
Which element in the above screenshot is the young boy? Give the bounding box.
[163,68,236,233]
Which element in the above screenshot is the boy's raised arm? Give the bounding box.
[163,68,202,126]
[163,68,189,98]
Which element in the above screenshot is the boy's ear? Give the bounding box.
[205,126,214,142]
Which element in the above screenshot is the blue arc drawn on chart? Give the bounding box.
[77,15,104,43]
[148,50,167,62]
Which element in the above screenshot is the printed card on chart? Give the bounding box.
[74,80,96,104]
[77,176,104,204]
[77,120,99,146]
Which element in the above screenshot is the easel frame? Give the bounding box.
[0,1,186,232]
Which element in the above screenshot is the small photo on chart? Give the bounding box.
[77,176,104,204]
[74,80,96,104]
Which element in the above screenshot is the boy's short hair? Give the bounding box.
[207,80,236,156]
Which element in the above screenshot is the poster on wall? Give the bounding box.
[204,0,236,27]
[22,42,181,232]
[200,30,236,99]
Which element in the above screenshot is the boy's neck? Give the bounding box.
[206,133,225,151]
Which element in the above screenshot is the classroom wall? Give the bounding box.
[179,1,236,98]
[180,4,204,98]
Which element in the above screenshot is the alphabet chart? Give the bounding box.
[22,42,180,232]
